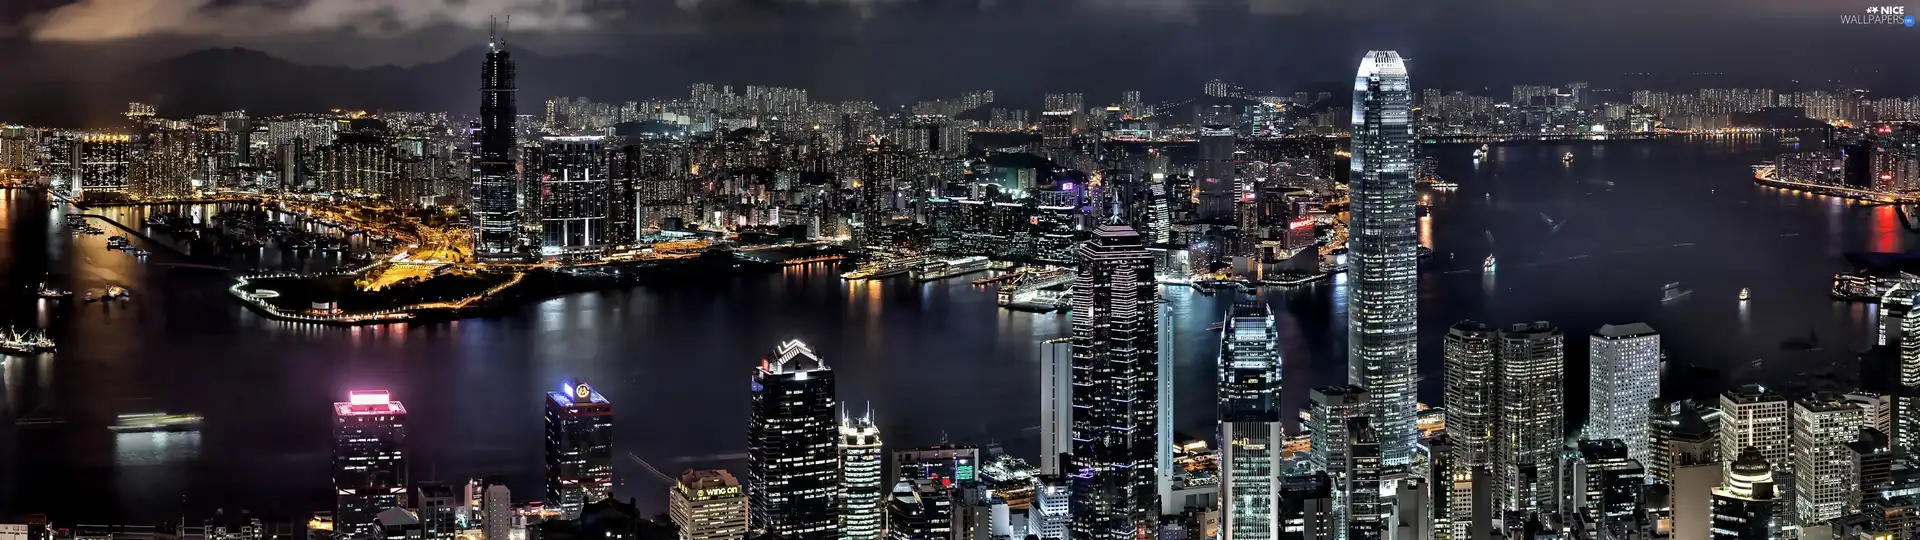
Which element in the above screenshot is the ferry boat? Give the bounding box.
[107,236,129,249]
[1563,152,1575,164]
[1661,282,1693,303]
[37,282,71,299]
[105,286,130,300]
[1483,254,1496,273]
[0,327,56,355]
[1472,144,1490,160]
[1739,288,1750,302]
[109,413,204,433]
[841,256,925,280]
[911,256,991,282]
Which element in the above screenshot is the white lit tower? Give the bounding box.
[1068,224,1160,540]
[1218,300,1281,540]
[1588,323,1662,468]
[1347,50,1419,467]
[839,406,885,540]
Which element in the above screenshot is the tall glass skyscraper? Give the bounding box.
[333,390,408,539]
[1587,323,1661,467]
[545,379,613,518]
[1068,224,1160,540]
[1494,322,1564,513]
[473,26,519,257]
[1347,50,1419,467]
[526,136,611,255]
[838,407,884,540]
[1218,301,1281,540]
[748,340,840,540]
[1443,321,1496,472]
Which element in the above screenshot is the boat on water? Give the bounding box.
[107,236,129,249]
[1739,287,1750,302]
[37,282,71,299]
[109,413,204,433]
[1472,147,1485,160]
[1563,152,1575,164]
[1661,282,1693,303]
[841,256,925,280]
[0,327,56,355]
[1483,254,1497,273]
[911,256,991,282]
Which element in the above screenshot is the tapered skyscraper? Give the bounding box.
[1347,50,1418,467]
[473,22,519,257]
[748,340,839,540]
[1068,224,1160,540]
[1218,301,1281,540]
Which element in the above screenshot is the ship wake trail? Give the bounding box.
[626,452,678,484]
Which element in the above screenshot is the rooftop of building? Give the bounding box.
[761,339,828,374]
[1593,322,1658,339]
[547,380,610,409]
[333,390,405,416]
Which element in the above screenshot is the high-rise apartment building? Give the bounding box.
[671,470,749,540]
[1588,323,1662,467]
[748,340,839,540]
[526,136,610,255]
[1219,301,1282,540]
[1494,322,1564,514]
[334,390,409,539]
[1347,51,1419,467]
[1444,321,1497,471]
[545,379,613,518]
[839,410,885,540]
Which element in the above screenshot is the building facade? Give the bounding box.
[747,340,840,540]
[545,379,614,518]
[670,469,749,540]
[334,390,409,539]
[1218,301,1282,540]
[1347,50,1420,468]
[1494,322,1564,514]
[1588,323,1662,467]
[474,32,520,256]
[839,410,885,540]
[1068,225,1161,540]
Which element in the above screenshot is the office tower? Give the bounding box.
[1792,392,1866,525]
[545,379,613,518]
[894,445,981,485]
[1157,295,1176,517]
[840,410,885,540]
[1428,436,1456,540]
[1710,448,1776,540]
[416,483,458,540]
[1588,323,1662,466]
[1720,385,1790,477]
[474,26,520,257]
[748,340,839,540]
[1196,126,1237,223]
[334,390,408,539]
[1348,50,1419,468]
[1308,386,1367,540]
[1444,321,1497,471]
[1571,440,1644,529]
[1390,479,1431,540]
[1041,112,1074,161]
[1888,285,1920,464]
[1847,428,1893,507]
[955,483,1014,540]
[1649,399,1718,486]
[480,479,511,540]
[375,508,422,540]
[1494,322,1564,514]
[671,470,750,540]
[1041,339,1073,475]
[889,479,955,540]
[1345,420,1383,540]
[1068,224,1160,540]
[525,136,610,255]
[1219,301,1282,540]
[1033,476,1072,540]
[1279,473,1335,540]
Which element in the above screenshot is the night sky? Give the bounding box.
[0,0,1913,122]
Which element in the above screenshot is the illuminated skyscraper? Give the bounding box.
[334,390,409,539]
[1719,385,1790,477]
[1588,323,1662,467]
[1218,301,1282,540]
[840,408,885,540]
[1443,321,1497,472]
[1347,50,1419,467]
[1307,385,1367,540]
[748,340,839,540]
[1791,392,1865,526]
[672,469,749,540]
[526,136,611,256]
[1493,322,1563,514]
[1709,448,1776,540]
[1068,224,1160,540]
[1345,420,1383,540]
[474,24,520,257]
[545,379,613,518]
[1041,339,1073,475]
